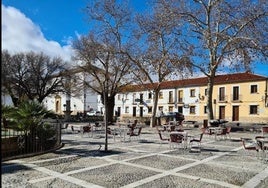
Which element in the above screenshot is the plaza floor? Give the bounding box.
[2,124,268,188]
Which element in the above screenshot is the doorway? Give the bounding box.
[178,106,183,114]
[219,106,225,119]
[140,107,143,117]
[133,107,136,117]
[232,106,239,121]
[117,107,121,117]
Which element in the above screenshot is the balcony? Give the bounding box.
[231,94,242,102]
[145,99,151,103]
[168,99,175,104]
[217,95,228,103]
[177,98,184,104]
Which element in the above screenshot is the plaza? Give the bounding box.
[2,124,268,188]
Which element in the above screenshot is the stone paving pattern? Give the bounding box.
[2,124,268,188]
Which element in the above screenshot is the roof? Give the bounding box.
[122,72,267,92]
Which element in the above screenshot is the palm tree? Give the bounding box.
[10,100,53,135]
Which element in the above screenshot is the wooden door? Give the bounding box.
[133,107,136,117]
[139,107,143,117]
[219,106,225,119]
[117,107,121,117]
[178,106,183,114]
[232,106,239,121]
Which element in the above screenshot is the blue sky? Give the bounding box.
[2,0,268,76]
[1,0,148,62]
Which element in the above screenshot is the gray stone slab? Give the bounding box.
[212,154,265,171]
[31,178,82,188]
[165,149,215,160]
[128,155,193,170]
[38,156,109,173]
[179,163,258,186]
[70,163,160,187]
[2,164,49,188]
[135,175,225,188]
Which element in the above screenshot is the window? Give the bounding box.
[169,91,174,103]
[233,86,239,101]
[250,105,258,114]
[56,101,60,113]
[148,92,152,99]
[133,93,136,102]
[117,94,121,100]
[140,93,143,102]
[168,106,173,112]
[125,107,129,113]
[250,85,258,94]
[219,87,225,101]
[190,106,196,114]
[159,91,163,99]
[205,89,208,96]
[204,106,207,114]
[148,106,152,113]
[178,90,183,102]
[158,106,163,111]
[190,89,195,97]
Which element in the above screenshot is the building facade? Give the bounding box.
[114,72,268,123]
[43,88,100,116]
[2,72,267,123]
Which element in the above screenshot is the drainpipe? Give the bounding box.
[265,78,268,107]
[174,88,178,110]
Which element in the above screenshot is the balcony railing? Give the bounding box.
[168,99,175,104]
[231,94,242,102]
[218,95,228,102]
[177,98,184,103]
[145,99,151,103]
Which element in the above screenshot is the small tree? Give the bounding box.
[9,100,53,136]
[2,100,55,150]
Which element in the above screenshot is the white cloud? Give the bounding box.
[1,4,74,62]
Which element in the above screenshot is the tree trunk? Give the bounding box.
[207,73,215,123]
[103,94,115,152]
[106,96,115,124]
[151,88,160,127]
[100,93,115,124]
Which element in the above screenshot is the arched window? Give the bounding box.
[56,101,59,113]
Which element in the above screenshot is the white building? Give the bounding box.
[43,88,100,116]
[114,86,200,120]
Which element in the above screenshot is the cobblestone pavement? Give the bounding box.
[2,124,268,188]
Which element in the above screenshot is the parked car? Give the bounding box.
[163,112,185,122]
[86,111,101,116]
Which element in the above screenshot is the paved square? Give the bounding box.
[2,125,268,188]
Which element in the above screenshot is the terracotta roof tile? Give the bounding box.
[122,72,267,92]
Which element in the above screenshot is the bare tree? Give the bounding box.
[2,50,22,106]
[73,35,133,122]
[1,50,67,106]
[160,0,268,121]
[124,1,192,127]
[73,0,135,151]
